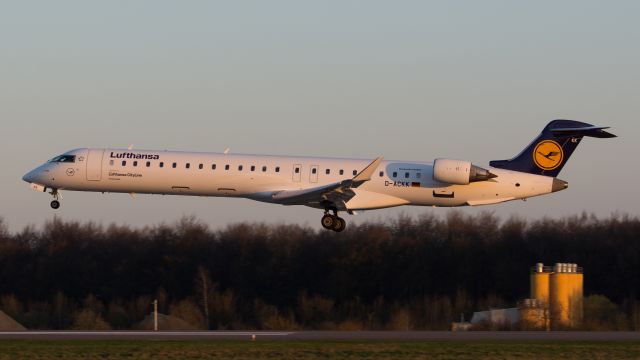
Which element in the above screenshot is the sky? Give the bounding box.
[1,1,639,232]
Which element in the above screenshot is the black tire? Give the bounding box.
[333,217,346,232]
[321,214,335,229]
[50,200,60,209]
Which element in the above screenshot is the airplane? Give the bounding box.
[22,120,615,232]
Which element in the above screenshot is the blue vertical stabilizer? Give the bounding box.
[489,120,615,177]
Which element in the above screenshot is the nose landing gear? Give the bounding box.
[321,210,346,232]
[49,189,62,209]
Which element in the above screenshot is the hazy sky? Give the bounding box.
[1,1,638,232]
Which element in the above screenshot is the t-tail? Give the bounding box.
[489,120,616,178]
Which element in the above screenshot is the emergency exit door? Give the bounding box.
[309,165,319,183]
[292,164,302,182]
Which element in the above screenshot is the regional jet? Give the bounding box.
[22,120,615,232]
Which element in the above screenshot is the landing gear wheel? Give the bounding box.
[321,214,335,230]
[333,217,346,232]
[50,200,60,209]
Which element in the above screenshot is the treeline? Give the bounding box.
[0,212,639,330]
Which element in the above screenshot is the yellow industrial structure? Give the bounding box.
[528,262,583,329]
[467,262,584,330]
[530,263,550,304]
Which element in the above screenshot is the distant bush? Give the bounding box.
[583,295,629,330]
[169,299,205,330]
[71,309,111,330]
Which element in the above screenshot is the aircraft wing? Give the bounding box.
[271,156,383,210]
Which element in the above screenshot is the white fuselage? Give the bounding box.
[23,148,558,211]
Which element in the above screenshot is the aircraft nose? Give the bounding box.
[22,169,38,183]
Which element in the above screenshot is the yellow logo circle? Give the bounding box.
[533,140,564,170]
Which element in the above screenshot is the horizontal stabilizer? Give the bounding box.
[550,126,616,138]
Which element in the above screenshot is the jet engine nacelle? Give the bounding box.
[433,158,497,185]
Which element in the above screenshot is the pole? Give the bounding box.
[153,299,158,331]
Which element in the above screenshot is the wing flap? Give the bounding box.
[272,182,353,204]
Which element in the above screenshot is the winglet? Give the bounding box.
[352,156,383,182]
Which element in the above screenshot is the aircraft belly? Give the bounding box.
[363,178,530,208]
[345,189,410,210]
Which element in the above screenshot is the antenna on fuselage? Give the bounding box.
[223,148,230,155]
[128,144,134,150]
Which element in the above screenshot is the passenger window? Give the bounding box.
[339,170,344,175]
[212,164,216,170]
[146,161,151,167]
[186,163,190,169]
[238,165,243,171]
[159,162,164,168]
[275,166,280,173]
[225,165,230,170]
[251,165,255,171]
[379,171,384,177]
[353,170,357,176]
[133,161,138,167]
[199,164,203,169]
[312,168,317,174]
[172,163,177,168]
[326,169,330,175]
[405,172,409,178]
[122,161,126,166]
[109,160,114,166]
[295,167,300,174]
[393,172,397,178]
[262,166,267,172]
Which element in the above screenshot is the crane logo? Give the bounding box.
[533,140,564,170]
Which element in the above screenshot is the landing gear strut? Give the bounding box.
[321,210,346,232]
[49,189,61,210]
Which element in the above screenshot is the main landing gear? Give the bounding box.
[321,210,346,232]
[49,189,61,209]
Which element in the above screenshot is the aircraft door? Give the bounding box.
[309,165,319,183]
[292,164,302,182]
[86,149,104,181]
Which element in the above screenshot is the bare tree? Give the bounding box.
[195,265,213,330]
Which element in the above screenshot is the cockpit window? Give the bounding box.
[48,155,76,163]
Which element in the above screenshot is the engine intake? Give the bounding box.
[433,158,497,185]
